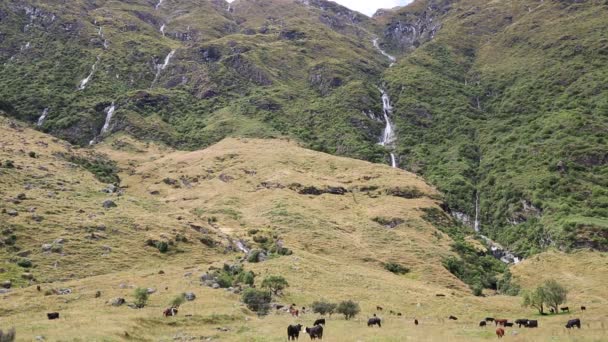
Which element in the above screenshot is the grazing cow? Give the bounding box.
[47,312,60,320]
[368,317,382,327]
[515,319,529,328]
[565,318,581,329]
[494,319,508,326]
[561,307,570,313]
[290,307,300,317]
[479,321,487,327]
[163,307,178,317]
[95,290,101,298]
[448,315,458,320]
[485,317,495,322]
[376,306,383,311]
[314,318,325,326]
[397,312,402,316]
[287,324,303,340]
[37,285,41,292]
[414,318,419,326]
[305,325,323,340]
[504,322,514,327]
[525,320,538,328]
[496,328,505,338]
[581,306,586,311]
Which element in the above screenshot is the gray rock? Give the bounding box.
[110,297,125,306]
[31,214,44,222]
[184,272,193,277]
[212,283,220,289]
[200,273,213,281]
[16,193,27,200]
[146,288,156,294]
[21,273,34,280]
[0,288,10,294]
[103,184,117,193]
[185,292,196,301]
[6,209,18,216]
[2,280,11,289]
[56,288,71,295]
[102,200,117,208]
[54,238,66,244]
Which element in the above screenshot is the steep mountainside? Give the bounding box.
[378,0,608,255]
[1,0,607,268]
[0,0,390,161]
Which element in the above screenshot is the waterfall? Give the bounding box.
[151,49,176,87]
[474,191,481,232]
[155,0,164,10]
[160,24,165,36]
[100,102,116,134]
[378,89,398,168]
[372,38,396,67]
[98,26,109,49]
[78,56,100,90]
[479,235,522,264]
[37,108,49,126]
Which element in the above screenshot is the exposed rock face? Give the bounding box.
[377,0,453,53]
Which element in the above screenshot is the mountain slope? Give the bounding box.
[378,0,608,255]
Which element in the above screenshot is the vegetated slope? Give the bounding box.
[378,0,608,255]
[0,0,393,162]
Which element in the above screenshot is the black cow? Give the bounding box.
[305,325,323,340]
[561,307,570,313]
[47,312,60,320]
[449,315,458,320]
[504,322,514,327]
[414,319,418,326]
[397,312,402,316]
[525,320,538,328]
[314,318,326,326]
[581,306,586,311]
[566,319,581,329]
[479,321,487,327]
[368,317,382,327]
[485,317,495,322]
[288,324,303,340]
[376,306,383,311]
[515,319,529,328]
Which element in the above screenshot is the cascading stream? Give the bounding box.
[78,55,100,90]
[37,108,49,126]
[373,38,399,168]
[89,102,116,145]
[474,191,481,232]
[151,49,176,88]
[155,0,164,10]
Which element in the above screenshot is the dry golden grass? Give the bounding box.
[1,119,607,341]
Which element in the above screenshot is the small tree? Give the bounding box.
[522,287,546,314]
[542,279,568,313]
[261,275,289,296]
[337,300,360,320]
[133,287,149,308]
[241,288,272,314]
[170,293,186,307]
[312,300,337,316]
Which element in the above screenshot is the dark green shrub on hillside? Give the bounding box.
[2,160,15,169]
[241,288,272,314]
[337,300,360,320]
[211,263,255,288]
[155,241,169,253]
[383,262,410,275]
[17,258,32,268]
[133,287,149,308]
[60,154,120,184]
[311,300,337,316]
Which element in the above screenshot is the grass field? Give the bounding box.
[1,118,607,341]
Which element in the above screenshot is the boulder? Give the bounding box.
[110,297,126,306]
[2,280,11,289]
[102,200,117,208]
[6,209,18,216]
[146,288,156,294]
[185,292,196,301]
[212,283,220,289]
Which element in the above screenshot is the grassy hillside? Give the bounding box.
[379,0,608,255]
[1,117,607,340]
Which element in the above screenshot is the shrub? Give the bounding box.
[261,275,289,296]
[170,293,186,307]
[156,241,169,253]
[133,287,149,308]
[247,250,262,263]
[337,300,360,320]
[199,236,216,247]
[241,288,272,314]
[2,160,15,169]
[383,262,410,275]
[235,270,255,286]
[17,258,32,268]
[311,300,337,316]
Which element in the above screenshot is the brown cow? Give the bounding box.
[163,307,178,317]
[494,319,508,326]
[496,328,505,338]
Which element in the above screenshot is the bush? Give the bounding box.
[383,262,410,275]
[133,288,149,308]
[235,270,255,286]
[156,241,169,253]
[261,275,289,296]
[170,293,186,307]
[2,160,15,169]
[337,300,360,320]
[247,250,262,263]
[17,258,32,268]
[311,300,337,316]
[199,236,216,247]
[241,288,272,314]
